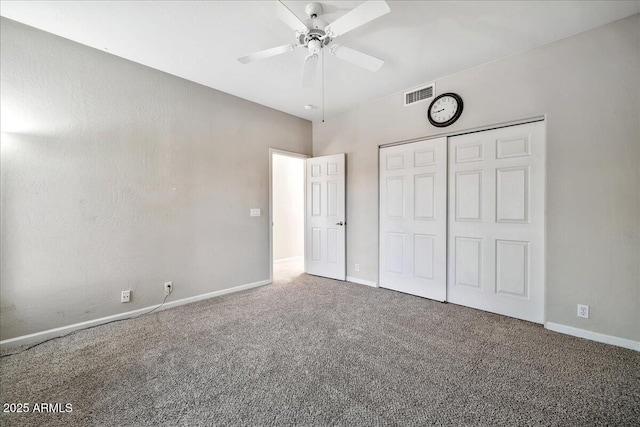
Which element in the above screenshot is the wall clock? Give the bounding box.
[427,93,464,127]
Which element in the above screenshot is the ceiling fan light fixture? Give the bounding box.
[307,39,322,55]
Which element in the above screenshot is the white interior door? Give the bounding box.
[447,121,545,323]
[379,138,447,301]
[305,153,346,280]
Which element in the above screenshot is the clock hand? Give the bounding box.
[434,108,445,113]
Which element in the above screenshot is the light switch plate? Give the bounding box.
[250,208,261,217]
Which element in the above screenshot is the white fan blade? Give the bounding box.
[301,54,319,88]
[276,1,309,34]
[325,1,390,38]
[238,44,298,64]
[329,45,384,72]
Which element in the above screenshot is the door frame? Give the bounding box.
[377,115,547,320]
[269,148,310,283]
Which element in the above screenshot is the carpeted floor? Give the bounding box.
[1,260,639,426]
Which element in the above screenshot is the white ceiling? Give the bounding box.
[1,1,638,121]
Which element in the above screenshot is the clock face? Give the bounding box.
[428,93,463,127]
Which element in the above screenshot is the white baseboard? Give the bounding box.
[273,256,303,264]
[545,322,639,352]
[346,276,378,288]
[0,279,271,349]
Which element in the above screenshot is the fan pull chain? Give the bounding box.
[321,49,325,123]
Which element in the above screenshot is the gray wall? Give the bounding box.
[0,18,312,340]
[313,15,639,342]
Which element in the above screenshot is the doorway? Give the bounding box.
[270,150,307,282]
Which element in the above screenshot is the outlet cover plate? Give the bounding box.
[121,290,131,303]
[577,304,589,319]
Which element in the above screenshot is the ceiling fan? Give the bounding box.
[238,1,390,88]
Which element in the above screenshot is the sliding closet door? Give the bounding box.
[379,137,447,301]
[447,121,545,323]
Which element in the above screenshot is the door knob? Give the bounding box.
[336,222,344,226]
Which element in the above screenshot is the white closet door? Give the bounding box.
[448,121,545,323]
[379,138,447,301]
[306,153,346,280]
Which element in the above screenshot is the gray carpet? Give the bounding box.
[1,260,639,426]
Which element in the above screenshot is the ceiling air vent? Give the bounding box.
[404,83,435,106]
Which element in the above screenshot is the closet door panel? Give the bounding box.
[447,121,545,323]
[379,138,447,301]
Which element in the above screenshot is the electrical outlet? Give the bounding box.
[577,304,589,319]
[164,281,173,296]
[121,290,131,303]
[355,264,360,272]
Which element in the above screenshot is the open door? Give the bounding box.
[305,153,346,280]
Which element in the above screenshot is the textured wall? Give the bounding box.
[313,15,640,341]
[0,18,311,340]
[272,154,304,261]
